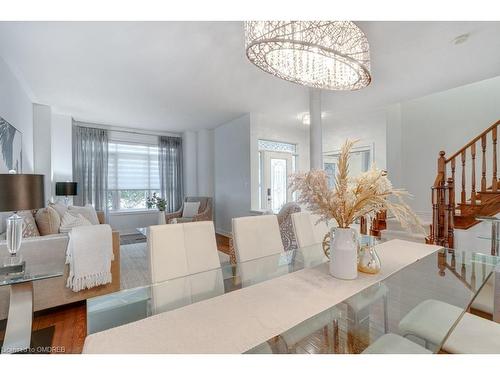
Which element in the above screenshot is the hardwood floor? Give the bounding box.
[216,233,231,255]
[32,302,87,354]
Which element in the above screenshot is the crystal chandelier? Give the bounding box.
[244,21,371,91]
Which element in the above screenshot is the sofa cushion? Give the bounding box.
[49,202,68,219]
[35,206,61,235]
[60,212,92,233]
[182,201,200,218]
[69,204,100,225]
[18,210,41,238]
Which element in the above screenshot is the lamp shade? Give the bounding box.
[0,174,45,212]
[55,182,78,196]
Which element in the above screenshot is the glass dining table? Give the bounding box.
[86,237,500,354]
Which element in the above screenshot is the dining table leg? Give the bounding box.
[494,264,500,324]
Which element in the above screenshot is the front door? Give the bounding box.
[261,151,294,212]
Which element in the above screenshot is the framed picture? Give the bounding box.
[0,116,23,173]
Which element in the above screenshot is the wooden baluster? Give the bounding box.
[493,125,498,192]
[461,150,466,204]
[451,158,456,209]
[437,151,446,186]
[450,158,456,185]
[447,177,455,248]
[481,134,487,192]
[471,143,476,205]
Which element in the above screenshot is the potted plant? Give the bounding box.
[146,193,167,225]
[290,139,422,279]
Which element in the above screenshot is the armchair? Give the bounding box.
[164,197,213,223]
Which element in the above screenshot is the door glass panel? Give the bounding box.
[270,158,287,212]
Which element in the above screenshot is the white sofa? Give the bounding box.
[0,211,120,320]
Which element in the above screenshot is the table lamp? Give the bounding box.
[55,181,78,205]
[0,174,45,265]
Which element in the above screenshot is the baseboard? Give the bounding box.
[215,228,232,238]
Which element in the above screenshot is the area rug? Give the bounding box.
[120,242,150,289]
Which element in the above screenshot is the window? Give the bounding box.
[107,141,160,211]
[258,140,298,213]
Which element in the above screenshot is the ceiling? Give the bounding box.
[0,21,499,132]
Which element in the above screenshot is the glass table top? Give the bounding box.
[244,248,499,354]
[0,257,64,286]
[86,238,499,354]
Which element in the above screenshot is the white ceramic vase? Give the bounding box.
[158,210,166,225]
[329,227,359,280]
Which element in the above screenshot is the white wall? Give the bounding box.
[197,129,214,197]
[322,109,387,170]
[388,75,500,216]
[214,114,251,235]
[250,113,310,210]
[51,113,73,187]
[386,104,403,188]
[183,130,198,196]
[0,56,33,172]
[33,104,53,202]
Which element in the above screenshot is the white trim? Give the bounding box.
[215,228,232,238]
[73,119,181,138]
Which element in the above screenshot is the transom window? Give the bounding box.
[107,141,160,211]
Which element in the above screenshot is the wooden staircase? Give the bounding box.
[427,120,500,248]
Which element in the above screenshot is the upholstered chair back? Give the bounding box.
[148,221,220,283]
[232,215,284,263]
[148,221,224,314]
[291,212,329,248]
[184,196,210,214]
[276,202,301,251]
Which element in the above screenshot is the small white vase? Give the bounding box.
[329,227,359,280]
[158,211,166,225]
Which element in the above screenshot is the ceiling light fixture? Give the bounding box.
[299,112,326,126]
[244,21,371,91]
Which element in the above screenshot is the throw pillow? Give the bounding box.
[35,206,61,236]
[17,210,41,238]
[59,212,92,234]
[49,202,68,219]
[68,204,100,225]
[182,201,201,218]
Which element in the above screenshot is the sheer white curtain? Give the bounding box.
[72,122,108,211]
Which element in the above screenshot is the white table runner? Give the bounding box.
[83,239,442,353]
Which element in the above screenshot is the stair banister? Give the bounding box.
[428,120,500,248]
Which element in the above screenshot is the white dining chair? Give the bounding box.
[147,221,224,314]
[231,215,290,287]
[291,212,389,334]
[232,215,284,262]
[362,333,431,354]
[471,275,494,315]
[398,299,500,353]
[232,214,339,353]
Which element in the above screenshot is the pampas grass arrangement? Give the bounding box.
[289,139,423,233]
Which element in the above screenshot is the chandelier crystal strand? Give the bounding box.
[244,21,371,91]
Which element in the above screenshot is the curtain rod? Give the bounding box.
[73,119,182,138]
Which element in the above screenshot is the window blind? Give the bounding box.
[108,141,160,191]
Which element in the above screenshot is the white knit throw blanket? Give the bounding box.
[66,224,114,292]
